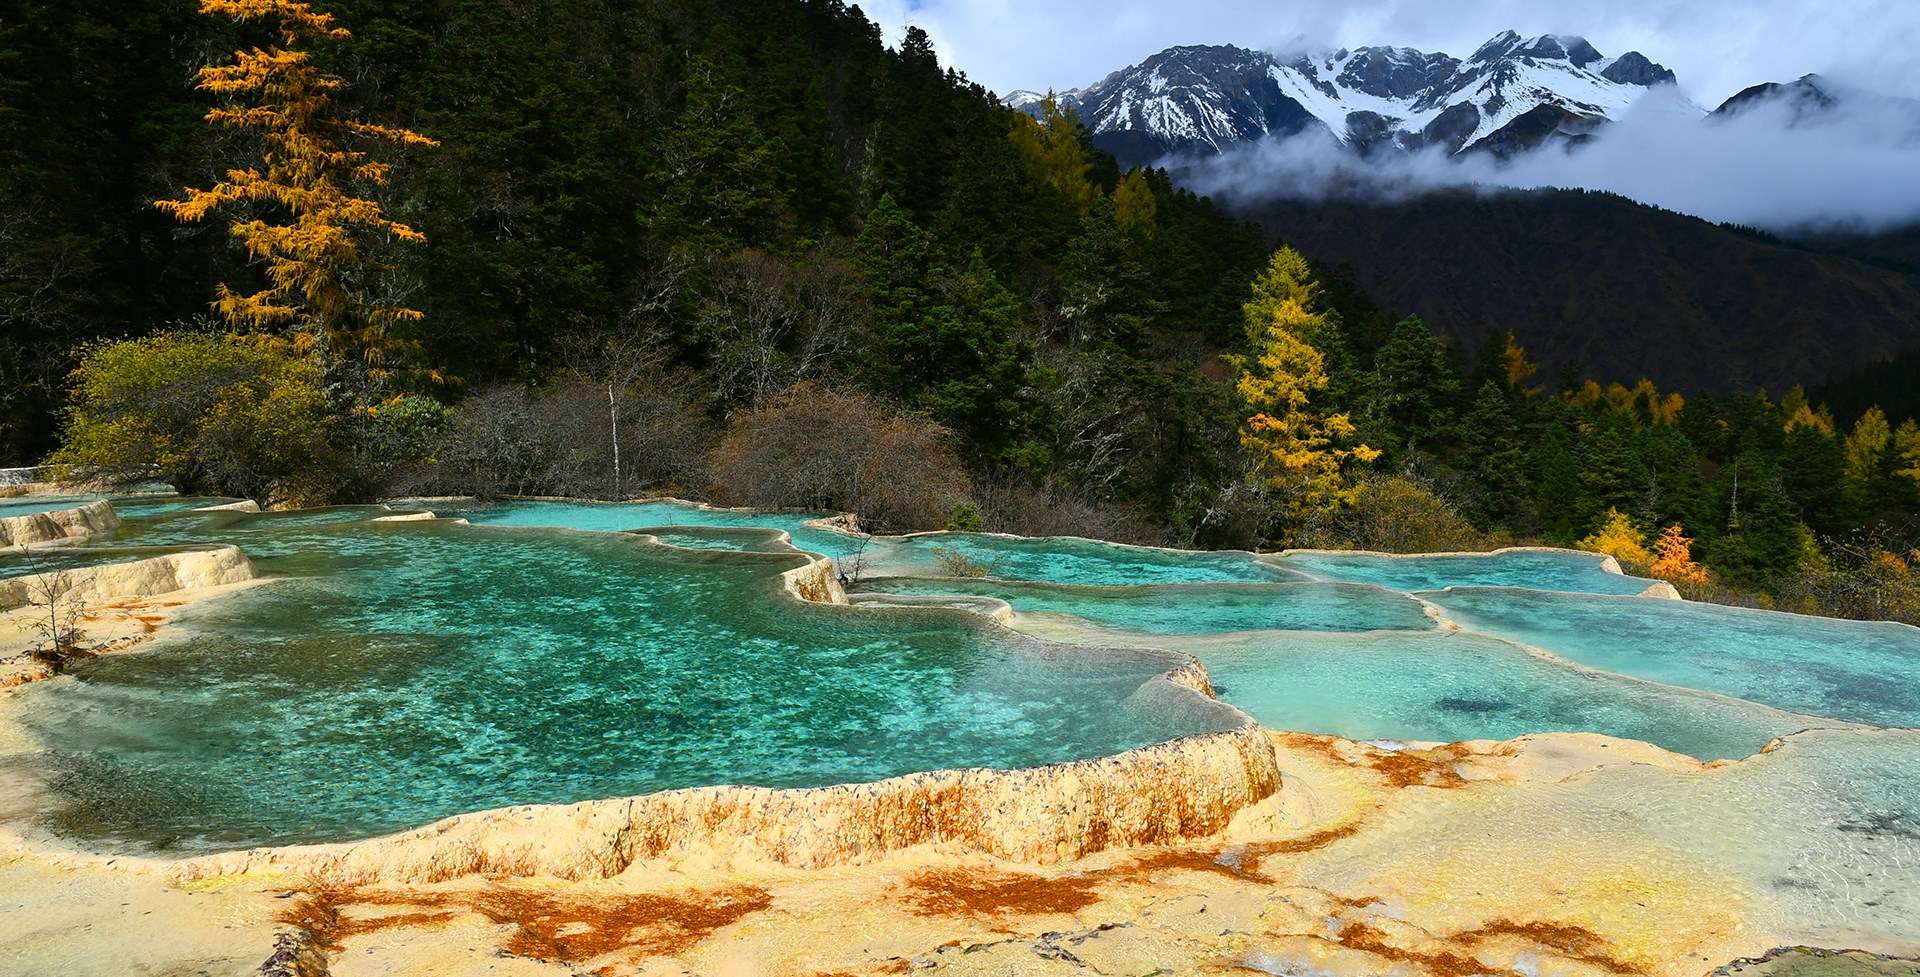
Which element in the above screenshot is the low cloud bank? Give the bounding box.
[1182,87,1920,234]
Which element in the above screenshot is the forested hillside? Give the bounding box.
[10,0,1920,622]
[1239,189,1920,390]
[0,0,1265,502]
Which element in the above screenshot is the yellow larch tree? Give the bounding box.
[1111,168,1157,236]
[1650,523,1710,586]
[1500,330,1543,396]
[1578,508,1652,571]
[156,0,439,384]
[1241,245,1319,344]
[1008,94,1097,213]
[1235,295,1377,518]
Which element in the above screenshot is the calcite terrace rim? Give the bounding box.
[0,498,1281,882]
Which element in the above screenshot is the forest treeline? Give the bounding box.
[8,0,1920,623]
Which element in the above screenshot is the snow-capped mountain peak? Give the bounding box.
[1013,31,1684,165]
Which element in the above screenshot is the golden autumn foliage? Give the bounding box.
[1111,168,1157,236]
[1650,523,1711,586]
[1784,403,1837,436]
[1570,378,1683,426]
[1578,508,1652,571]
[1008,95,1097,213]
[156,0,439,382]
[1241,246,1320,345]
[1500,330,1542,396]
[1235,293,1377,518]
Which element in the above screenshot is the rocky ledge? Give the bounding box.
[0,499,119,548]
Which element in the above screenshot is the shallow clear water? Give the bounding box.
[874,533,1300,586]
[106,495,238,518]
[0,545,207,578]
[1274,549,1656,595]
[854,577,1435,636]
[18,495,1920,859]
[1425,587,1920,730]
[13,519,1232,850]
[1057,629,1809,759]
[0,496,94,518]
[435,498,870,559]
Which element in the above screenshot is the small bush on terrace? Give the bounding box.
[709,382,970,534]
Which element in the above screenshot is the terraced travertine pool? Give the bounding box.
[3,495,1918,906]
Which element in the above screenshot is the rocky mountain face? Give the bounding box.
[1710,72,1920,141]
[1008,31,1682,166]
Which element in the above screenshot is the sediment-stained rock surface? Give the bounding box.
[162,720,1281,885]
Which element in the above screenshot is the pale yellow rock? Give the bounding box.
[196,499,262,513]
[0,545,257,611]
[0,499,118,548]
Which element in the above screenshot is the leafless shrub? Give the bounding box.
[708,382,969,534]
[694,250,860,408]
[11,550,89,672]
[970,478,1161,545]
[393,328,716,500]
[930,545,989,577]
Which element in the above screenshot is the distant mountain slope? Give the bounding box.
[1238,189,1920,391]
[1011,32,1682,167]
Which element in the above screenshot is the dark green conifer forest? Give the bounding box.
[5,0,1919,622]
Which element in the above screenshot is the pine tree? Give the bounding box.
[648,54,787,252]
[155,0,438,381]
[1365,315,1459,452]
[1460,381,1526,527]
[1782,408,1847,537]
[1579,420,1650,521]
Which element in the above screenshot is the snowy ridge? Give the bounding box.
[1012,31,1687,164]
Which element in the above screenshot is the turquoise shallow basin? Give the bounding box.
[1274,549,1657,595]
[12,518,1234,850]
[1423,586,1920,730]
[13,496,1920,861]
[854,577,1435,636]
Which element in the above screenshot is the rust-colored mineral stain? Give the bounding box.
[902,869,1103,920]
[478,886,773,960]
[276,888,456,954]
[1337,921,1501,977]
[1365,747,1470,789]
[1456,918,1648,975]
[279,884,772,963]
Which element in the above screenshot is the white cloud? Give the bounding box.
[1179,87,1920,232]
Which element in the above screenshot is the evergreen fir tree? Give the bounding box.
[1460,381,1526,527]
[1365,315,1459,452]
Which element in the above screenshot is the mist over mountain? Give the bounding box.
[1016,33,1920,233]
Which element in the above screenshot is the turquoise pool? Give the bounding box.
[1424,587,1920,730]
[853,577,1435,636]
[0,496,94,518]
[429,498,870,559]
[14,495,1920,855]
[873,533,1300,586]
[1274,548,1657,596]
[13,517,1235,850]
[1179,629,1809,760]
